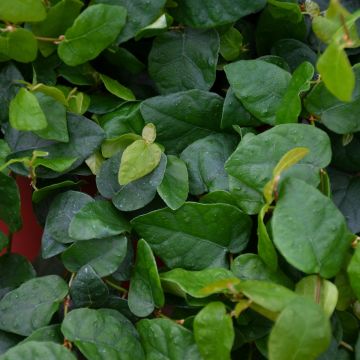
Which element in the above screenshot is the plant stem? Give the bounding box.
[105,279,128,294]
[6,233,13,253]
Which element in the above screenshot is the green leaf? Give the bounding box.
[70,265,109,308]
[157,155,189,210]
[0,173,21,232]
[169,0,266,28]
[140,90,223,154]
[99,74,135,101]
[61,235,128,277]
[220,27,243,61]
[225,124,331,214]
[0,341,76,360]
[128,239,164,317]
[68,200,130,240]
[131,202,252,270]
[272,178,353,278]
[137,318,201,360]
[101,134,142,158]
[295,275,338,318]
[160,268,236,298]
[32,180,81,204]
[275,62,314,124]
[0,0,46,23]
[31,0,83,57]
[0,232,7,252]
[0,276,68,336]
[193,302,234,360]
[58,4,127,66]
[118,139,162,185]
[0,254,35,299]
[348,246,360,300]
[9,88,47,131]
[43,191,93,244]
[180,133,237,195]
[61,308,145,359]
[21,324,63,345]
[148,28,219,94]
[0,331,22,356]
[317,43,355,102]
[268,298,331,360]
[0,28,37,63]
[224,60,291,125]
[134,13,172,41]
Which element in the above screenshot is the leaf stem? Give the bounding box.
[105,279,128,294]
[340,340,354,352]
[6,232,13,253]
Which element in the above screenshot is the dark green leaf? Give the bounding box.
[32,180,81,204]
[131,202,252,270]
[148,29,219,94]
[58,4,127,66]
[128,239,164,317]
[0,330,22,356]
[137,318,201,360]
[140,90,223,154]
[61,308,145,359]
[219,27,243,61]
[193,302,234,360]
[0,0,46,23]
[272,178,353,278]
[61,235,128,277]
[69,200,130,240]
[0,275,68,336]
[157,155,189,210]
[180,133,237,195]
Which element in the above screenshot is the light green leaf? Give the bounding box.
[9,88,47,131]
[193,302,234,360]
[272,178,353,278]
[348,246,360,300]
[118,139,162,185]
[0,276,68,336]
[220,27,243,61]
[317,43,355,102]
[101,134,142,158]
[131,202,252,270]
[99,74,135,101]
[295,275,338,318]
[128,239,164,317]
[58,4,127,66]
[0,0,46,23]
[268,298,331,360]
[142,123,156,144]
[157,155,189,210]
[68,200,130,240]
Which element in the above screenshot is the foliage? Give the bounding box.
[0,0,360,359]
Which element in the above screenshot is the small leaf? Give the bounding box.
[220,27,243,61]
[194,302,234,360]
[128,239,164,317]
[99,74,135,101]
[9,88,47,131]
[317,43,355,102]
[142,123,157,144]
[348,246,360,300]
[118,140,162,185]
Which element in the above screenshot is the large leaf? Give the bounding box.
[68,200,130,240]
[193,302,234,360]
[224,60,291,125]
[0,0,46,23]
[0,341,76,360]
[268,298,331,360]
[180,133,237,195]
[148,28,219,94]
[131,202,252,270]
[137,318,201,360]
[61,308,145,359]
[140,90,223,154]
[272,178,353,278]
[225,124,331,214]
[304,64,360,134]
[128,239,164,317]
[58,4,127,66]
[0,276,68,336]
[169,0,266,28]
[61,235,128,277]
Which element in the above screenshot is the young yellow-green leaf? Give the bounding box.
[268,298,331,360]
[31,84,68,106]
[0,0,46,23]
[193,302,234,360]
[317,43,355,102]
[295,275,338,318]
[9,88,47,131]
[128,239,164,317]
[58,4,127,66]
[348,246,360,300]
[68,91,90,114]
[118,140,162,185]
[142,123,157,144]
[101,134,142,158]
[99,74,135,101]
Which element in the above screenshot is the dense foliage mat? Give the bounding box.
[0,0,360,359]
